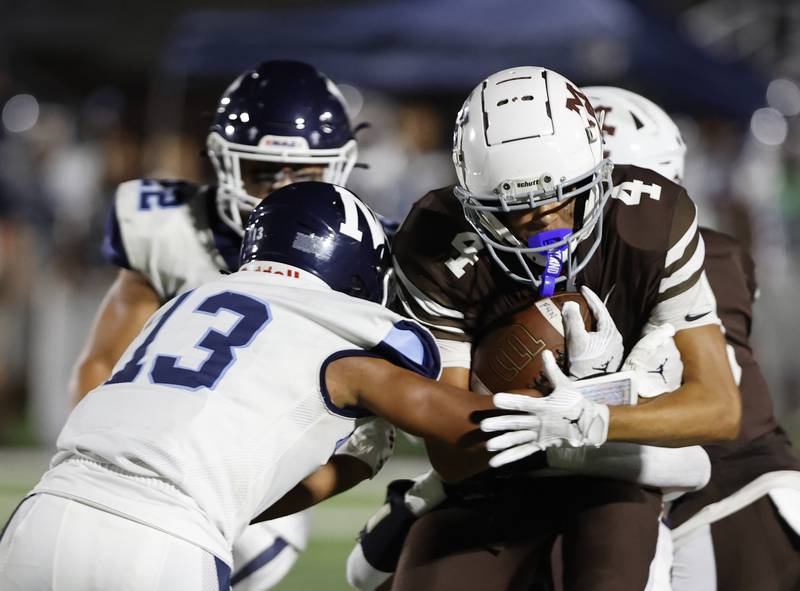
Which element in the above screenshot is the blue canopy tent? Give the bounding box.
[157,0,766,121]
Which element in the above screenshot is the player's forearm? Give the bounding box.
[422,365,494,482]
[608,381,740,446]
[368,383,495,481]
[546,442,710,491]
[252,455,372,523]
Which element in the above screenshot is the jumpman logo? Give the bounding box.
[648,358,669,383]
[592,358,613,374]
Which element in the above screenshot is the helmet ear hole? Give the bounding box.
[347,275,367,299]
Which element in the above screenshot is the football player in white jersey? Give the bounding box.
[70,61,363,589]
[0,183,505,591]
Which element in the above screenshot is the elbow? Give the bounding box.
[716,407,741,441]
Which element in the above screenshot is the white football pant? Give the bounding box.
[0,494,231,591]
[230,517,303,590]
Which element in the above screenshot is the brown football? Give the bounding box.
[470,292,594,396]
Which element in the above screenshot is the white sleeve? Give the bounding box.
[650,271,720,332]
[649,219,720,332]
[436,338,472,369]
[547,443,710,492]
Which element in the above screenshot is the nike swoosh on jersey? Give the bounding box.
[684,311,711,322]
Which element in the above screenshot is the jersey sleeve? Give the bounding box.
[317,318,442,420]
[391,189,479,345]
[372,320,442,381]
[107,179,199,301]
[648,189,720,332]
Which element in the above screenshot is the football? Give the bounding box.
[470,292,594,396]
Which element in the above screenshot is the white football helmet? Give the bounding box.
[452,66,613,292]
[583,86,686,183]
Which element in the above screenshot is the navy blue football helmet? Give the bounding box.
[239,182,391,304]
[207,60,358,234]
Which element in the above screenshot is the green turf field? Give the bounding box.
[0,448,426,591]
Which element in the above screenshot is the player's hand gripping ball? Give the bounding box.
[471,292,593,396]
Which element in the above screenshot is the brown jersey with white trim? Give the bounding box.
[670,230,799,526]
[701,228,781,450]
[393,164,717,366]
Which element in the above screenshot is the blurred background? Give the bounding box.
[1,0,799,587]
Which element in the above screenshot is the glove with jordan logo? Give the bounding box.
[563,286,625,379]
[481,350,610,467]
[621,322,683,398]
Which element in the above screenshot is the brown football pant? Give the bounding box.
[392,476,661,591]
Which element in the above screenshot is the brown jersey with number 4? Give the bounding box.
[393,164,718,365]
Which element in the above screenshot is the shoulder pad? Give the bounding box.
[609,165,696,254]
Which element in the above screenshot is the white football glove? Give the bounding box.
[402,469,446,516]
[335,417,396,477]
[621,323,683,398]
[564,286,625,379]
[481,350,610,468]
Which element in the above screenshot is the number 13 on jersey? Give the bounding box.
[107,291,271,391]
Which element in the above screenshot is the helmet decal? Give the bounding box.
[583,86,686,184]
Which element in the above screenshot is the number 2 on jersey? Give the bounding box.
[107,291,271,390]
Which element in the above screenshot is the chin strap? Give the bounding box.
[528,229,572,297]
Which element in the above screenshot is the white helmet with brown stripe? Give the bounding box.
[452,66,613,293]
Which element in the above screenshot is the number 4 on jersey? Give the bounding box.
[445,232,484,279]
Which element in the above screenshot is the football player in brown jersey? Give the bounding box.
[583,86,800,591]
[382,66,740,591]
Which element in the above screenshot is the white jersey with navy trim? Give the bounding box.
[34,269,440,565]
[102,179,241,300]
